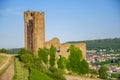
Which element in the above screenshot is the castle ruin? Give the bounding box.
[24,11,86,59]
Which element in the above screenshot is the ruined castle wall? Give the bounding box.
[44,38,86,60]
[44,37,60,49]
[74,43,86,60]
[59,43,71,59]
[24,11,86,59]
[57,43,86,60]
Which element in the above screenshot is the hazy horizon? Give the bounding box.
[0,0,120,48]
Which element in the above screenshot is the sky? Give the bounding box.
[0,0,120,49]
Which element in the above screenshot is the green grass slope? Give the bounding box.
[13,58,29,80]
[30,68,53,80]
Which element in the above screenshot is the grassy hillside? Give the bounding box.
[66,38,120,50]
[30,68,53,80]
[13,58,29,80]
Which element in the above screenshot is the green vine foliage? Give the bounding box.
[49,45,56,66]
[38,47,49,64]
[67,45,89,74]
[57,57,67,70]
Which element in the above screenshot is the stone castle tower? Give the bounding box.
[24,11,45,56]
[24,11,86,59]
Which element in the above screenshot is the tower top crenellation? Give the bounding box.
[24,11,44,19]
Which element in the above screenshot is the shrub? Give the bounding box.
[117,74,120,80]
[57,57,67,70]
[67,45,89,74]
[80,59,89,74]
[18,48,34,67]
[49,45,56,66]
[98,66,108,79]
[0,48,8,53]
[18,48,33,55]
[111,73,120,78]
[48,67,66,80]
[38,47,49,64]
[89,69,98,74]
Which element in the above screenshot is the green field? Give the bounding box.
[14,58,52,80]
[13,58,29,80]
[30,68,53,80]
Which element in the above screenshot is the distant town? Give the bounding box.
[87,48,120,78]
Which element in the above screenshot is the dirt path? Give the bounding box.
[65,75,100,80]
[0,53,15,80]
[0,53,13,71]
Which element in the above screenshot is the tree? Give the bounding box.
[111,73,120,79]
[0,48,8,53]
[57,57,67,70]
[38,47,49,64]
[89,69,98,75]
[81,59,89,74]
[67,45,89,74]
[18,48,33,55]
[49,45,56,66]
[98,66,108,79]
[18,48,34,67]
[117,74,120,80]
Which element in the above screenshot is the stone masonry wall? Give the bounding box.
[24,11,45,56]
[44,37,86,60]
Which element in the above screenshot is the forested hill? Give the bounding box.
[66,38,120,50]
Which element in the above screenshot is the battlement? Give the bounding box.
[24,11,44,19]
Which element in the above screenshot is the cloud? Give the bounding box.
[0,8,23,16]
